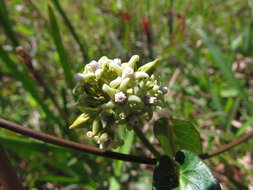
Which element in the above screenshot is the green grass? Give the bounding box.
[0,0,253,189]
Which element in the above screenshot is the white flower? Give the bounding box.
[87,60,102,72]
[115,92,127,103]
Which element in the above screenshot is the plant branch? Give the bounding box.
[0,118,156,165]
[199,128,253,159]
[0,145,24,190]
[132,124,160,158]
[16,46,68,124]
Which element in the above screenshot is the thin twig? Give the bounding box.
[132,124,160,158]
[16,46,69,124]
[0,118,156,165]
[1,117,253,164]
[0,145,24,190]
[199,128,253,159]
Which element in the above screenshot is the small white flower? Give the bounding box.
[115,92,127,103]
[87,60,102,72]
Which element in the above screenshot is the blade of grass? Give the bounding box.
[48,5,74,89]
[0,47,62,126]
[50,0,89,62]
[198,29,253,115]
[0,0,19,47]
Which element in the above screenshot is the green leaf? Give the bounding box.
[48,5,74,89]
[172,119,202,154]
[154,118,202,156]
[154,118,174,156]
[173,150,221,190]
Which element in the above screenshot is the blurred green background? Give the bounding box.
[1,0,253,189]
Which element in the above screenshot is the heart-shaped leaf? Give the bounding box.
[152,151,221,190]
[174,150,221,190]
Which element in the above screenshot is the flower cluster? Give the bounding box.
[70,55,167,149]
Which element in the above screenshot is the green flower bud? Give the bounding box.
[119,77,131,91]
[127,55,139,70]
[109,62,122,75]
[86,131,94,138]
[92,119,102,134]
[128,95,142,104]
[99,133,109,143]
[83,73,96,83]
[134,71,149,79]
[69,113,91,129]
[102,84,118,99]
[101,101,115,109]
[137,58,160,75]
[110,77,122,88]
[122,67,134,79]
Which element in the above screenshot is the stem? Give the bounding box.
[16,46,68,124]
[0,118,156,165]
[132,124,160,158]
[0,145,24,190]
[199,128,253,159]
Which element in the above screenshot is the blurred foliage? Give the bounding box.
[1,0,253,189]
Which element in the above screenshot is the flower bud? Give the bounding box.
[99,133,109,143]
[102,84,118,99]
[92,119,102,134]
[101,101,115,109]
[119,77,131,91]
[110,77,122,88]
[69,113,91,129]
[128,55,139,70]
[122,67,134,79]
[137,58,160,75]
[134,72,149,79]
[109,62,122,75]
[86,131,94,138]
[83,73,96,83]
[128,95,142,104]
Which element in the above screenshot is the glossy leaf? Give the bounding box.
[174,150,221,190]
